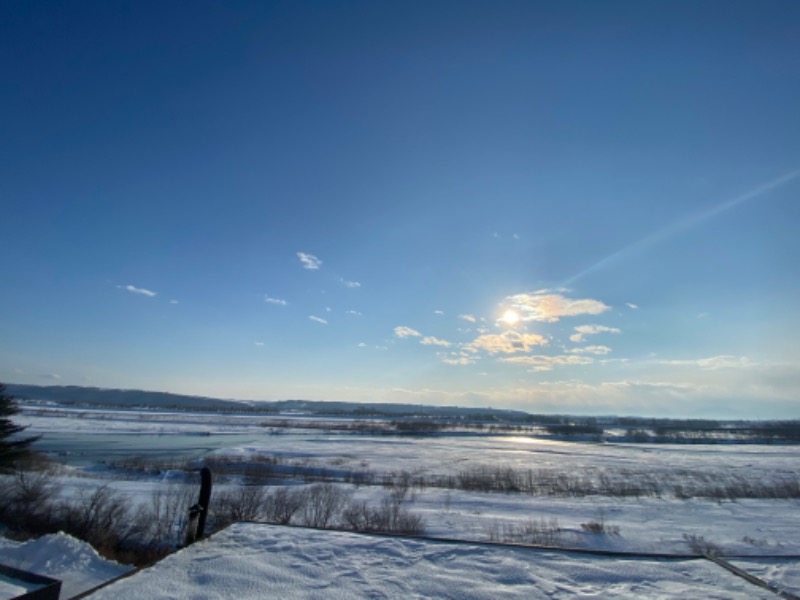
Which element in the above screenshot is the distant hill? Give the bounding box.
[4,383,530,420]
[6,384,800,441]
[5,384,253,411]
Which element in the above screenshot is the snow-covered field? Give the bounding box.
[4,404,800,598]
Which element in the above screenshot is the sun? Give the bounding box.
[501,309,520,325]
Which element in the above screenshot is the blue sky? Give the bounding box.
[2,1,799,418]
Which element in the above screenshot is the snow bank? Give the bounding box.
[0,532,133,598]
[87,523,774,599]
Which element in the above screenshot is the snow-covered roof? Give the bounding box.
[85,523,772,599]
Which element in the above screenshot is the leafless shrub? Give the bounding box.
[298,483,351,529]
[457,465,522,493]
[741,535,769,548]
[133,483,198,549]
[346,468,375,487]
[391,509,425,535]
[61,484,136,554]
[341,489,425,536]
[0,472,144,559]
[386,473,414,503]
[213,485,268,527]
[262,487,306,525]
[102,451,800,504]
[683,533,724,557]
[488,517,561,546]
[341,501,390,532]
[383,479,424,534]
[521,517,562,545]
[580,518,620,535]
[436,463,800,501]
[0,470,62,534]
[0,473,194,565]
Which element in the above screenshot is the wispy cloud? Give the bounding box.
[468,331,548,354]
[340,278,361,288]
[420,336,452,347]
[569,324,621,343]
[309,315,328,325]
[346,310,362,316]
[659,355,753,370]
[394,326,422,338]
[119,284,157,297]
[440,352,477,366]
[41,373,61,380]
[254,341,265,346]
[433,310,445,316]
[506,291,609,323]
[502,354,594,371]
[169,299,179,305]
[297,252,322,270]
[626,303,638,309]
[264,296,288,305]
[357,342,367,348]
[458,314,477,323]
[569,345,612,355]
[492,232,521,240]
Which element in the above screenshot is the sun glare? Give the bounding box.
[501,309,520,325]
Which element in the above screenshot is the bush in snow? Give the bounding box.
[299,483,352,529]
[0,469,62,535]
[60,484,138,554]
[487,517,562,546]
[683,533,724,557]
[262,487,306,524]
[213,485,269,527]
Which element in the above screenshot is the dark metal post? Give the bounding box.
[183,504,203,546]
[196,466,212,539]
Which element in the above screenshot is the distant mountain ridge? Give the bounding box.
[4,383,530,419]
[6,384,252,411]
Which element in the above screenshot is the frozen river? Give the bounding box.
[31,431,273,466]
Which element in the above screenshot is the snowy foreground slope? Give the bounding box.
[87,523,788,600]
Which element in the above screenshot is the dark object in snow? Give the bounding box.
[0,562,62,600]
[184,504,204,546]
[197,467,212,540]
[182,467,212,546]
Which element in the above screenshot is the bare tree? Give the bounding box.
[263,487,305,525]
[299,483,350,529]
